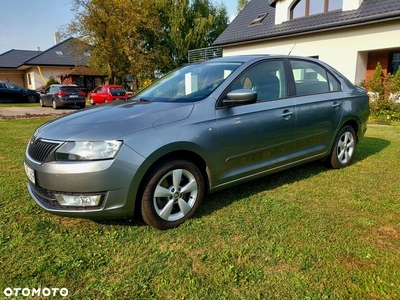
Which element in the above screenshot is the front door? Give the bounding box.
[215,60,296,185]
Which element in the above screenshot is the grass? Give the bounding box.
[0,117,399,299]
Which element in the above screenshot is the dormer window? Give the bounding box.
[291,0,343,19]
[250,13,267,26]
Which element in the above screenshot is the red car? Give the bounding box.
[89,85,129,105]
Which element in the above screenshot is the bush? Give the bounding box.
[360,63,400,122]
[46,76,59,88]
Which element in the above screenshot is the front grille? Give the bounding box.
[27,139,61,163]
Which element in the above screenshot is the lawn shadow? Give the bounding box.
[196,136,390,219]
[353,136,390,163]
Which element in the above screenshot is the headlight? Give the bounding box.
[55,140,122,161]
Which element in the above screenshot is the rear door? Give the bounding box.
[215,60,296,184]
[289,59,343,158]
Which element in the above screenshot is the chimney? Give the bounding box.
[54,32,61,45]
[37,47,41,51]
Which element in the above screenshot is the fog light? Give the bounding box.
[55,194,102,207]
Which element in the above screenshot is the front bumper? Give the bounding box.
[24,144,145,218]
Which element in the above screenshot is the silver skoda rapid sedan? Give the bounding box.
[24,55,369,230]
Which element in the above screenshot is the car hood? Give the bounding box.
[34,100,194,141]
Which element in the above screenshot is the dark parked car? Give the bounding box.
[90,85,129,105]
[0,81,40,103]
[24,55,369,230]
[40,84,86,109]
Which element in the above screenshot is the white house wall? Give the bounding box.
[26,66,72,90]
[222,20,400,84]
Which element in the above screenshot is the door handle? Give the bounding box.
[281,110,293,120]
[332,101,341,109]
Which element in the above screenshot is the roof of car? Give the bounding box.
[98,85,124,88]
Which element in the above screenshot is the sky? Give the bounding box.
[0,0,237,55]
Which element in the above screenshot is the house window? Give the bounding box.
[250,13,267,26]
[55,51,64,55]
[291,0,343,19]
[391,52,400,74]
[27,73,32,85]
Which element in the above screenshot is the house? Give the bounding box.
[0,37,101,91]
[213,0,400,84]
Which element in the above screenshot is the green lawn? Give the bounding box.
[0,118,399,299]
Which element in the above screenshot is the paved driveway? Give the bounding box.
[0,106,77,119]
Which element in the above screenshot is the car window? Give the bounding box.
[290,60,341,95]
[225,60,287,101]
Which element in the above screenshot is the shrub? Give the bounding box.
[46,76,59,88]
[361,63,400,122]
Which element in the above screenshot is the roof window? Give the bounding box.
[250,13,267,26]
[55,51,64,55]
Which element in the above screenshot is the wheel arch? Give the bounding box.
[341,119,359,142]
[133,149,211,219]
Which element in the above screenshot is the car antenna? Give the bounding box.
[288,43,296,55]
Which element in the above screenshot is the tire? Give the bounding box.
[27,95,37,103]
[39,99,45,107]
[141,159,204,230]
[52,100,58,110]
[90,98,95,105]
[80,102,86,109]
[328,125,356,169]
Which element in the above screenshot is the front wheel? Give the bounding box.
[328,125,356,169]
[141,159,204,230]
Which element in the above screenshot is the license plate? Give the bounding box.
[24,162,35,184]
[70,95,79,98]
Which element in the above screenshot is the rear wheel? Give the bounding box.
[141,159,204,230]
[27,95,37,103]
[328,125,356,169]
[52,100,59,109]
[90,97,95,105]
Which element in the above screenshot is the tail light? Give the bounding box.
[80,92,86,97]
[57,92,67,97]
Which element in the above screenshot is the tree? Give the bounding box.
[64,0,168,86]
[238,0,250,13]
[157,0,229,69]
[62,0,228,88]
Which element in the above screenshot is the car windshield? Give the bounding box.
[134,61,242,102]
[5,83,23,90]
[110,88,126,95]
[60,86,82,93]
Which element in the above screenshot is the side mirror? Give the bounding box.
[222,89,257,107]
